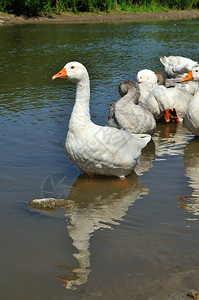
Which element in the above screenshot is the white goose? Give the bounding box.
[160,55,198,78]
[182,66,199,136]
[138,69,176,91]
[107,80,156,135]
[137,69,159,102]
[145,84,192,123]
[137,68,196,94]
[52,62,151,178]
[137,69,192,122]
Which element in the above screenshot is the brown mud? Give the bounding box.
[0,10,199,25]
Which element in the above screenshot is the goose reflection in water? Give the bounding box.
[57,141,155,290]
[58,171,148,290]
[30,139,155,290]
[178,137,199,218]
[152,122,191,159]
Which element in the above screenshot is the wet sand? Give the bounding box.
[0,10,199,25]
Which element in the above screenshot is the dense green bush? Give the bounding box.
[0,0,199,16]
[0,0,42,16]
[158,0,199,9]
[58,0,117,13]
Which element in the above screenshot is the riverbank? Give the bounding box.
[0,10,199,25]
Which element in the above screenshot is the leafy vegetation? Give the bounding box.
[0,0,199,16]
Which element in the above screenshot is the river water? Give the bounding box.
[1,19,199,300]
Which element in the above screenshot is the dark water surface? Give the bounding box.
[1,19,199,299]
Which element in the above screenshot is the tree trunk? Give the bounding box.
[56,0,59,14]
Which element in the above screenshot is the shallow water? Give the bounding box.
[1,19,199,299]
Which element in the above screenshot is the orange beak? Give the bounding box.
[52,67,67,80]
[182,71,193,82]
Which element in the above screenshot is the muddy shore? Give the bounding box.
[0,10,199,25]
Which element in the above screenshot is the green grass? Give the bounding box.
[0,0,198,16]
[119,3,170,13]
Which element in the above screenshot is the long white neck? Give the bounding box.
[69,73,91,128]
[190,87,199,105]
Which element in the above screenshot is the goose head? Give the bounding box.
[118,80,141,100]
[137,69,158,84]
[52,61,88,83]
[154,71,166,86]
[182,65,199,82]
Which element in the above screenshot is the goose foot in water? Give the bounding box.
[163,108,182,123]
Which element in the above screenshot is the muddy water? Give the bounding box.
[1,20,199,300]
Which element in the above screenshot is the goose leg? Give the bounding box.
[163,109,170,123]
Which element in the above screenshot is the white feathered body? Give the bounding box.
[107,80,156,135]
[184,89,199,136]
[145,85,192,121]
[114,99,156,135]
[160,55,197,78]
[66,121,150,177]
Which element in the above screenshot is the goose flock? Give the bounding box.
[52,56,199,179]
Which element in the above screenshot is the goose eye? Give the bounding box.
[196,70,198,72]
[71,66,75,69]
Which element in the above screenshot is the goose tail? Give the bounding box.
[136,134,151,148]
[160,56,168,67]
